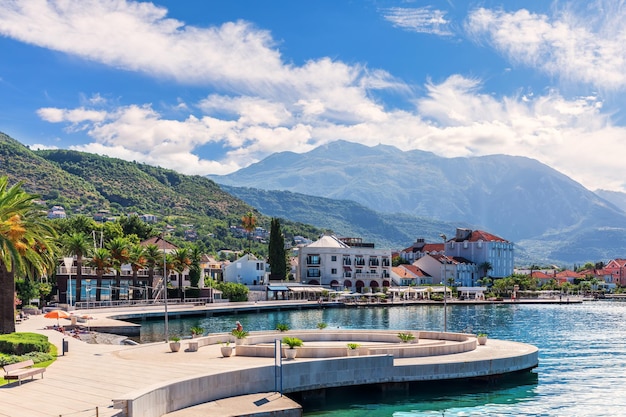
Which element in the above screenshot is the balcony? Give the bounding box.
[306,256,321,265]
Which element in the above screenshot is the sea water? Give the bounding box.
[136,301,626,416]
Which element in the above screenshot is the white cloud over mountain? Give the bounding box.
[1,0,625,192]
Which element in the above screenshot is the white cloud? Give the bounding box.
[465,1,626,91]
[381,6,454,36]
[3,1,626,192]
[40,73,626,192]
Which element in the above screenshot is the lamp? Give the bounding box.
[162,234,169,342]
[440,234,447,333]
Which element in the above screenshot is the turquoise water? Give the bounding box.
[136,301,626,416]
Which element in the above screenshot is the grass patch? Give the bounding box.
[0,333,57,387]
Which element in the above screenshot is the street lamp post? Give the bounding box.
[163,238,169,343]
[440,234,447,333]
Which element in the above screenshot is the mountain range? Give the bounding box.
[210,140,626,265]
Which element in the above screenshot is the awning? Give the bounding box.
[268,286,289,291]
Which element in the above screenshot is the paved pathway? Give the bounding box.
[1,301,539,417]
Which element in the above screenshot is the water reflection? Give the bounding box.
[131,302,626,416]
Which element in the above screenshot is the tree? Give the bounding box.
[88,247,112,301]
[172,248,191,299]
[119,214,154,241]
[479,261,492,279]
[268,218,287,280]
[144,244,162,299]
[241,211,257,254]
[107,237,130,300]
[128,244,147,299]
[62,232,91,303]
[188,245,203,288]
[0,177,58,334]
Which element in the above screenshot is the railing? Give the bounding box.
[354,272,383,280]
[56,266,151,277]
[74,297,212,309]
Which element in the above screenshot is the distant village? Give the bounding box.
[49,204,626,307]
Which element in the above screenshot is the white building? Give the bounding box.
[296,235,392,292]
[444,228,514,279]
[414,254,479,288]
[223,254,268,286]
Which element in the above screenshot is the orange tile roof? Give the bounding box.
[462,230,508,243]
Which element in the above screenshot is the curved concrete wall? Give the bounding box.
[114,342,538,417]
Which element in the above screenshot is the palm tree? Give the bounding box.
[62,232,90,303]
[143,243,162,299]
[0,177,57,334]
[241,211,257,254]
[88,247,111,302]
[172,248,191,299]
[106,237,130,301]
[479,261,492,280]
[188,245,203,288]
[128,244,147,300]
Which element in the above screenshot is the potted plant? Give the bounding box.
[346,342,360,356]
[169,336,181,352]
[190,326,204,338]
[220,340,234,357]
[231,329,249,345]
[276,323,290,332]
[477,333,488,345]
[317,322,328,330]
[282,336,303,360]
[397,332,416,343]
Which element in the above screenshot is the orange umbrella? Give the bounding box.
[44,310,70,325]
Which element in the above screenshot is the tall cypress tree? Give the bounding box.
[268,218,287,281]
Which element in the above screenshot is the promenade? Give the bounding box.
[1,301,540,417]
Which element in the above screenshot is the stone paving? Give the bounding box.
[1,302,538,417]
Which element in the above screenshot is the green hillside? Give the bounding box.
[0,132,322,252]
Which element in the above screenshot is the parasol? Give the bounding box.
[44,309,70,325]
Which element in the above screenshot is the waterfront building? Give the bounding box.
[391,264,432,286]
[605,259,626,286]
[414,254,479,287]
[399,238,444,263]
[223,253,268,286]
[444,228,514,279]
[296,234,391,291]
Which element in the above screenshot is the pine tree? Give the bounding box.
[268,218,287,281]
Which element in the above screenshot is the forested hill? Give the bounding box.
[0,132,322,246]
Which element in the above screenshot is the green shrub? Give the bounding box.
[0,333,49,355]
[397,332,416,343]
[275,323,289,332]
[316,322,328,330]
[282,337,303,349]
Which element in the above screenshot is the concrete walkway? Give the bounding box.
[2,303,538,417]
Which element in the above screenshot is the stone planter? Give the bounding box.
[284,348,298,360]
[235,338,246,346]
[169,342,181,352]
[347,349,359,357]
[221,346,234,357]
[477,336,488,345]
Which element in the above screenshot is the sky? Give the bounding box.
[1,0,626,192]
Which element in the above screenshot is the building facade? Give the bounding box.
[297,235,392,292]
[223,254,268,286]
[444,228,514,279]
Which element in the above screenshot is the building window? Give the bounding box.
[306,255,321,265]
[343,257,351,265]
[307,268,321,278]
[331,268,337,275]
[331,256,337,262]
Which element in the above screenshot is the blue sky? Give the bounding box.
[1,0,625,192]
